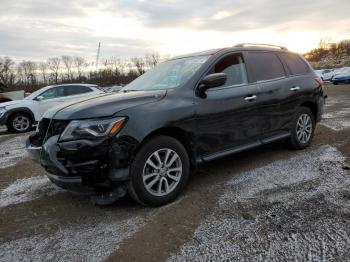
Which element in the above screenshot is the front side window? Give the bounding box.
[39,86,65,100]
[122,56,210,91]
[208,53,248,87]
[248,52,286,81]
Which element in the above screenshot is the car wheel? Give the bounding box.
[287,107,315,150]
[8,113,32,133]
[128,136,190,206]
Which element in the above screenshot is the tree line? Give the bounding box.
[0,53,165,92]
[304,39,350,62]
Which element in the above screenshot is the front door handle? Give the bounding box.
[290,86,301,91]
[244,95,257,101]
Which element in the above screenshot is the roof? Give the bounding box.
[169,44,292,60]
[51,83,98,87]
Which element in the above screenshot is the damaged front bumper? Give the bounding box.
[26,133,134,194]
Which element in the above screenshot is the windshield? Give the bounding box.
[122,56,210,91]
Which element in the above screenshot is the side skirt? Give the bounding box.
[200,132,291,162]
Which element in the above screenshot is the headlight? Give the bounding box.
[0,107,6,117]
[60,117,127,141]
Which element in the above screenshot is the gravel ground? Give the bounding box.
[0,135,28,169]
[168,146,350,261]
[0,84,349,261]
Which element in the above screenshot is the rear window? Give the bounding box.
[247,52,286,82]
[279,53,310,75]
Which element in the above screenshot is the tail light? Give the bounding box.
[315,77,324,90]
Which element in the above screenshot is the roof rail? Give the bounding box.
[234,43,288,50]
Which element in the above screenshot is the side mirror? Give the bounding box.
[197,73,227,98]
[36,96,44,101]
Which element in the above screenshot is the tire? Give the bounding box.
[287,107,315,150]
[7,113,32,133]
[127,136,190,206]
[333,81,338,85]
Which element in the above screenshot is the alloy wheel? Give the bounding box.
[142,148,182,197]
[12,115,30,132]
[296,113,312,144]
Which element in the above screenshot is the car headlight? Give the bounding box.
[0,107,6,117]
[60,117,127,142]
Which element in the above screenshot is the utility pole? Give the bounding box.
[96,42,101,70]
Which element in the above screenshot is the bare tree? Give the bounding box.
[62,56,74,81]
[17,60,37,88]
[0,57,16,91]
[38,62,48,85]
[47,57,61,84]
[73,56,87,80]
[131,57,146,75]
[145,53,160,69]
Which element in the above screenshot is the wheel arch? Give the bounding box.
[6,107,35,126]
[300,101,318,121]
[137,126,198,170]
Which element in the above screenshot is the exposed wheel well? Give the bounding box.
[138,127,197,169]
[301,101,318,121]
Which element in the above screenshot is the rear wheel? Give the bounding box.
[287,107,315,150]
[128,136,190,206]
[7,113,32,133]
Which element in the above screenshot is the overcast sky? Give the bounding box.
[1,0,349,62]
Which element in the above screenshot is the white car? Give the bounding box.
[0,84,104,133]
[315,69,335,81]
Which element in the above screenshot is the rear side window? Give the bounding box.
[64,85,92,96]
[279,53,310,75]
[208,53,248,87]
[247,52,286,81]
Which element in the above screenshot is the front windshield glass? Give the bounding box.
[122,55,210,91]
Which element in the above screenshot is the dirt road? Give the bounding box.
[0,84,349,261]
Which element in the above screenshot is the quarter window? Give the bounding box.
[208,53,248,87]
[248,52,286,81]
[279,53,310,75]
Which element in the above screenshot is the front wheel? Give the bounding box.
[128,136,190,206]
[287,107,315,150]
[7,113,32,133]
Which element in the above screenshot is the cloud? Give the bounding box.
[110,0,350,32]
[0,0,349,60]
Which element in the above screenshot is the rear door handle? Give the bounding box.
[244,95,257,101]
[290,86,301,91]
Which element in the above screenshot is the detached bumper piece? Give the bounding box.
[26,132,130,194]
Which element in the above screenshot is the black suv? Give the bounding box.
[27,44,326,206]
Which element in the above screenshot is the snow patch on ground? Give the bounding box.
[321,98,350,130]
[0,135,28,168]
[0,214,151,261]
[0,176,62,208]
[169,146,350,261]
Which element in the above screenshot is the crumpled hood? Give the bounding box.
[44,90,166,120]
